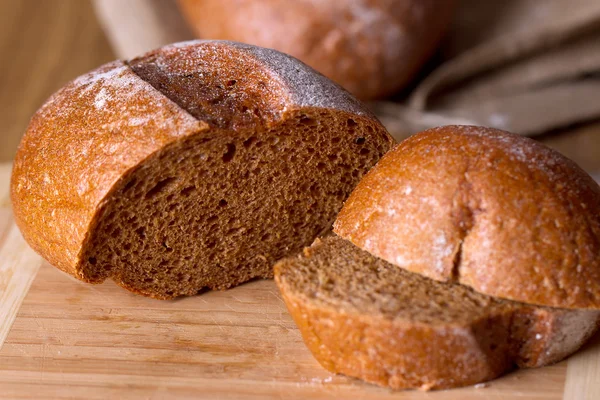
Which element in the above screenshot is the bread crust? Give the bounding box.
[280,291,510,390]
[334,125,600,309]
[11,61,204,279]
[279,286,600,390]
[275,236,600,390]
[11,40,393,286]
[177,0,456,100]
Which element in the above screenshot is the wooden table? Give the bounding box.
[0,161,598,400]
[1,1,600,398]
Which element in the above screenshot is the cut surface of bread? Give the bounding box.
[11,40,393,298]
[275,236,600,390]
[334,125,600,308]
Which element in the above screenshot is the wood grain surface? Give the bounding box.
[563,334,600,400]
[0,162,598,399]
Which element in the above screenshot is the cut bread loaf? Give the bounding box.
[275,236,600,390]
[177,0,456,100]
[11,40,394,299]
[335,126,600,309]
[275,126,600,390]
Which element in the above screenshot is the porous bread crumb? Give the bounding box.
[275,236,600,390]
[11,40,394,298]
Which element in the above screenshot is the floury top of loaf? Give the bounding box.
[11,40,394,299]
[178,0,456,99]
[334,125,600,309]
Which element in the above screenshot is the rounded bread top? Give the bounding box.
[334,125,600,309]
[11,40,383,278]
[178,0,456,100]
[131,40,372,121]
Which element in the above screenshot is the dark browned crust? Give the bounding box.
[177,0,456,100]
[11,40,394,298]
[334,126,600,309]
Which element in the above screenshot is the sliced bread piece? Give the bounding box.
[11,40,393,299]
[275,235,600,390]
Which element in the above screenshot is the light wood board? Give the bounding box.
[0,162,598,399]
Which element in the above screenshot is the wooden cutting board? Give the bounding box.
[0,162,598,400]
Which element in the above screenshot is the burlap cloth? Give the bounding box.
[93,0,600,141]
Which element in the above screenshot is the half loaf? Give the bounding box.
[276,126,600,389]
[275,235,600,390]
[11,40,394,299]
[336,125,600,308]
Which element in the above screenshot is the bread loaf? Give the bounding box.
[11,40,394,299]
[275,235,600,390]
[177,0,456,100]
[275,126,600,389]
[334,126,600,308]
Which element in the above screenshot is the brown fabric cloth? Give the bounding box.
[374,0,600,140]
[93,0,193,58]
[94,0,600,141]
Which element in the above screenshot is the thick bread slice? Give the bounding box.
[11,40,394,299]
[334,125,600,309]
[275,236,600,389]
[275,236,600,390]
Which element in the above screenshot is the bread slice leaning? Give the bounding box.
[275,236,600,390]
[11,40,394,299]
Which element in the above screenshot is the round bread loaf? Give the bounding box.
[177,0,456,100]
[334,125,600,309]
[11,40,394,299]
